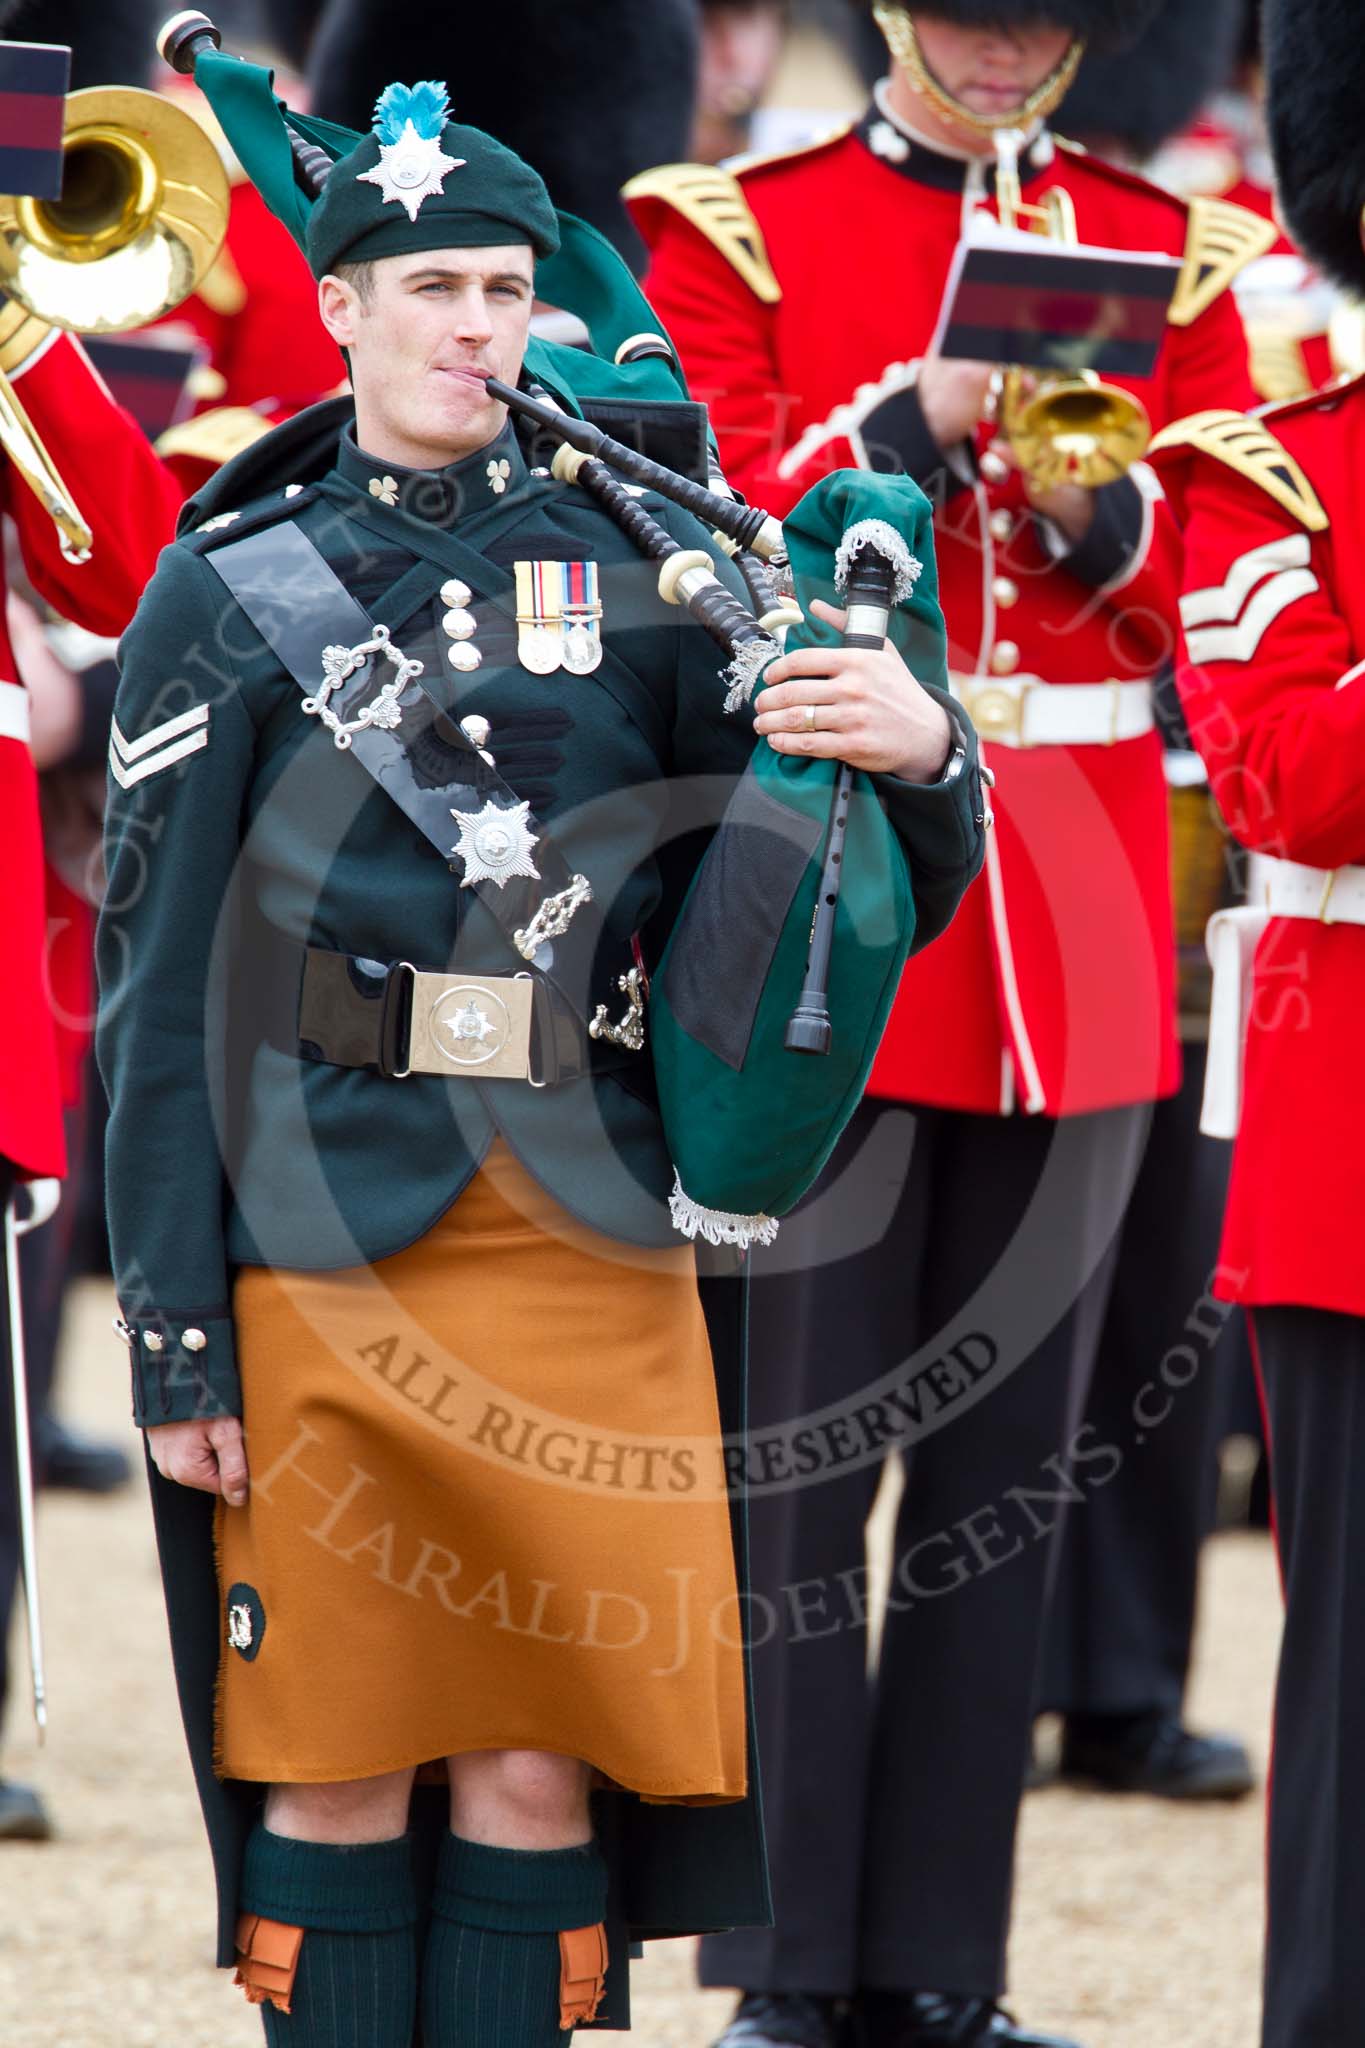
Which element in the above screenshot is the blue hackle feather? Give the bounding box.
[372,80,452,144]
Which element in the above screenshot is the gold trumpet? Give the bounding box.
[991,133,1151,491]
[0,86,229,561]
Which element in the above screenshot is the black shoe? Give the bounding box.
[36,1417,133,1494]
[0,1781,53,1841]
[713,1993,850,2048]
[1059,1710,1254,1800]
[858,1991,1081,2047]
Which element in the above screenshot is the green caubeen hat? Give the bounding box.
[304,79,560,277]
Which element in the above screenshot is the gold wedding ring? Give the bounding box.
[801,704,817,734]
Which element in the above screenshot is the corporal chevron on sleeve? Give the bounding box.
[109,703,211,788]
[1179,532,1318,664]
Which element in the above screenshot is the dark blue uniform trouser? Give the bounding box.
[1040,1047,1245,1719]
[699,1094,1147,2000]
[1255,1305,1365,2048]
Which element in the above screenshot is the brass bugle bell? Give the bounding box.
[987,136,1152,492]
[0,85,229,333]
[0,87,229,560]
[1001,366,1152,492]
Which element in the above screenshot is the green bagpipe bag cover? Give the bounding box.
[653,469,946,1247]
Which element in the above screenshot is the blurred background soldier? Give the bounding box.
[1148,0,1365,2031]
[634,1,1266,2041]
[1029,0,1255,1807]
[306,0,701,275]
[0,47,184,1839]
[691,0,793,163]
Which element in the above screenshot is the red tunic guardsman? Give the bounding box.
[1147,0,1365,2035]
[632,23,1267,1121]
[634,6,1266,2044]
[0,317,182,1182]
[1153,384,1365,1310]
[0,304,182,1844]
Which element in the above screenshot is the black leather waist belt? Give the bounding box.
[276,944,594,1087]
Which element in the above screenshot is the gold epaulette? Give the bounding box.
[1147,409,1328,530]
[1245,322,1314,406]
[622,164,781,304]
[1168,196,1278,327]
[155,405,275,470]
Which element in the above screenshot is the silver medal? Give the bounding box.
[561,621,602,675]
[519,625,562,676]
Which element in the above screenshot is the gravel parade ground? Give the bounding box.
[0,1279,1277,2046]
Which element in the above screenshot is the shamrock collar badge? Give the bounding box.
[357,80,465,224]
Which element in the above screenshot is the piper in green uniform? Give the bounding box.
[97,72,984,2048]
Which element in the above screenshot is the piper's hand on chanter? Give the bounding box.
[754,598,954,784]
[146,1415,250,1507]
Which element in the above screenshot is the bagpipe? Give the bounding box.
[158,10,950,1247]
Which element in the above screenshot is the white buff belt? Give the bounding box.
[949,674,1154,749]
[1202,854,1365,1138]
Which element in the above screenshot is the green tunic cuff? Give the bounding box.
[872,690,987,954]
[119,1311,241,1427]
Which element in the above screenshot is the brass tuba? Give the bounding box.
[990,131,1152,491]
[0,86,229,560]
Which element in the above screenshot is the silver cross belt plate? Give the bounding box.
[397,969,537,1081]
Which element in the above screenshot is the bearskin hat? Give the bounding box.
[1265,0,1365,295]
[306,0,699,271]
[0,0,161,87]
[1058,0,1242,154]
[860,0,1165,58]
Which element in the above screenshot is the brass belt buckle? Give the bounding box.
[965,679,1031,746]
[1317,869,1340,924]
[1105,678,1123,747]
[405,971,536,1079]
